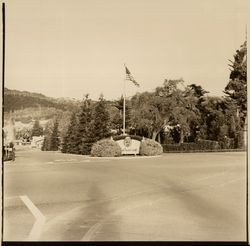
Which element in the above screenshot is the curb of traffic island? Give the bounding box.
[89,155,162,160]
[61,152,162,160]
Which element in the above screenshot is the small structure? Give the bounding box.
[3,118,16,161]
[14,139,23,146]
[31,136,44,149]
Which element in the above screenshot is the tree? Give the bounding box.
[224,40,247,148]
[131,79,200,143]
[16,127,32,142]
[61,112,80,154]
[50,120,60,151]
[31,120,43,137]
[41,119,60,151]
[92,95,111,141]
[187,84,209,98]
[131,91,164,140]
[113,96,132,133]
[77,95,94,155]
[224,41,247,128]
[108,104,123,133]
[54,110,73,140]
[41,124,52,151]
[197,96,239,145]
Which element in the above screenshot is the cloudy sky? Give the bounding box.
[4,0,248,100]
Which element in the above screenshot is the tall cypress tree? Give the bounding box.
[224,41,247,127]
[224,40,247,148]
[92,95,111,141]
[31,120,43,137]
[61,112,79,154]
[41,124,51,151]
[77,95,94,155]
[50,120,60,151]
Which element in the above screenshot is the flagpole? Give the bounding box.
[123,76,126,135]
[123,63,139,135]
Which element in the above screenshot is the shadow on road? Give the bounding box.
[160,177,245,239]
[41,183,121,241]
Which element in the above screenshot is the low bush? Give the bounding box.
[163,139,223,152]
[196,139,220,150]
[139,138,163,156]
[91,139,122,157]
[219,138,235,149]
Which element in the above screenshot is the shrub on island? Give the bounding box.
[139,138,163,156]
[91,139,122,157]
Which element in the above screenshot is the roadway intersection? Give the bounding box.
[3,148,247,241]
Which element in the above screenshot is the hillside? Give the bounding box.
[3,88,82,125]
[4,87,80,112]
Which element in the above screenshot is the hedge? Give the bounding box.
[162,139,238,152]
[140,138,163,156]
[91,139,122,157]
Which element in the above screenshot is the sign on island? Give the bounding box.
[116,136,141,155]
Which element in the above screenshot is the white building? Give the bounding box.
[31,136,44,149]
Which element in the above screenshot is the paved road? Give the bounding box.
[3,148,247,241]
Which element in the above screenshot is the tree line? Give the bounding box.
[29,41,246,153]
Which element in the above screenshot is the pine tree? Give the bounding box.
[61,112,79,153]
[92,95,111,141]
[77,95,94,155]
[31,120,43,137]
[224,41,247,127]
[41,124,51,151]
[42,121,52,151]
[41,136,49,151]
[224,40,247,148]
[50,120,60,151]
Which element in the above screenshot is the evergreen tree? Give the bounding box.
[224,40,247,148]
[41,135,49,151]
[41,124,51,151]
[50,120,60,151]
[92,95,111,141]
[61,112,79,153]
[224,41,247,127]
[31,120,43,137]
[77,95,94,155]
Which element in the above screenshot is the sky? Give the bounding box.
[4,0,249,100]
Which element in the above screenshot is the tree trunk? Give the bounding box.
[157,133,161,143]
[179,130,184,144]
[243,119,247,149]
[152,130,161,142]
[152,131,158,141]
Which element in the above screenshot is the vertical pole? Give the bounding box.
[123,78,126,135]
[2,3,5,121]
[245,23,249,244]
[2,3,5,239]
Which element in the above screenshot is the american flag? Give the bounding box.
[125,65,140,87]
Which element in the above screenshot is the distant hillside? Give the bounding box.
[4,88,80,112]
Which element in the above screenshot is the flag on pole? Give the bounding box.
[125,65,140,87]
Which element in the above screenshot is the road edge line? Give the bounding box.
[20,195,46,241]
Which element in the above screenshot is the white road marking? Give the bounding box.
[20,195,46,241]
[81,221,103,241]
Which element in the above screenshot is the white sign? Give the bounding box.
[116,137,141,155]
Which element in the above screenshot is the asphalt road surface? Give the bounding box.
[3,148,247,241]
